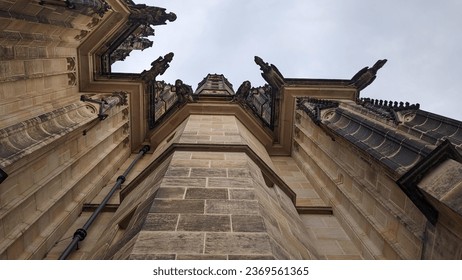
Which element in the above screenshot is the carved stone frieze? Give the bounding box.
[39,0,111,18]
[358,97,420,124]
[0,103,97,168]
[296,97,339,125]
[80,91,128,120]
[128,4,176,26]
[147,79,196,129]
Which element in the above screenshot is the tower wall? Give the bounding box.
[88,115,319,259]
[0,1,131,259]
[292,108,427,259]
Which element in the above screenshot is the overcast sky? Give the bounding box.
[113,0,462,121]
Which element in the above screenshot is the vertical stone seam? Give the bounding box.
[202,232,206,254]
[229,214,233,233]
[175,214,181,231]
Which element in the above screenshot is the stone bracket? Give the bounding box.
[397,139,462,225]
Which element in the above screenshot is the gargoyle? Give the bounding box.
[349,59,387,92]
[140,52,174,83]
[254,56,285,90]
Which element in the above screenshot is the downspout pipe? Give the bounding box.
[58,145,150,260]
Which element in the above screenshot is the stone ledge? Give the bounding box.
[0,102,97,169]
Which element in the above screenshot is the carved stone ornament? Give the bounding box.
[358,97,420,124]
[174,79,195,104]
[39,0,111,18]
[349,59,387,92]
[254,56,285,90]
[140,52,174,83]
[80,92,128,120]
[296,97,339,125]
[128,4,177,26]
[232,80,252,104]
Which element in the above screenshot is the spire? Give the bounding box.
[194,74,235,95]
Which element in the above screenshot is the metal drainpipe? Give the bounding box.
[58,145,150,260]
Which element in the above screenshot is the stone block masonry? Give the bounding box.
[125,150,318,259]
[87,115,319,260]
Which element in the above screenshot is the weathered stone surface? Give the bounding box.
[165,167,190,177]
[185,188,228,199]
[229,189,256,200]
[161,178,206,188]
[208,177,253,188]
[129,254,176,260]
[150,199,205,214]
[269,239,293,259]
[205,233,272,255]
[232,215,266,232]
[177,254,227,260]
[171,159,210,167]
[211,160,248,168]
[190,167,227,177]
[142,214,179,231]
[177,214,231,232]
[228,255,274,260]
[420,159,462,200]
[156,187,185,199]
[205,200,259,215]
[132,232,204,255]
[191,152,225,160]
[227,168,252,177]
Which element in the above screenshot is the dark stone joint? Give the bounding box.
[0,168,8,184]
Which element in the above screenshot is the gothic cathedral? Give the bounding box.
[1,1,461,260]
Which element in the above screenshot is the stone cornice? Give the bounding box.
[0,103,98,170]
[120,142,297,205]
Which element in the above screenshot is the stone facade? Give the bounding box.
[1,0,462,260]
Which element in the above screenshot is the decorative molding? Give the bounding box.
[245,84,275,129]
[0,103,97,168]
[120,143,297,204]
[296,97,339,125]
[80,91,128,120]
[38,0,111,18]
[397,139,462,225]
[358,97,420,124]
[99,3,176,73]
